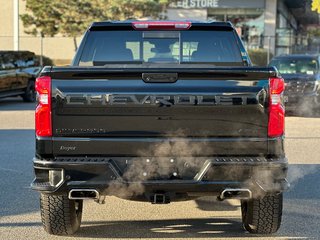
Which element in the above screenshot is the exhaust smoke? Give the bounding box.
[107,129,209,199]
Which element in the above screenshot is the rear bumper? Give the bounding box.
[32,156,289,200]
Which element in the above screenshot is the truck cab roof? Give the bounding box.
[89,20,234,30]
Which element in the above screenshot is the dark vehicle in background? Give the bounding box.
[32,21,288,236]
[269,54,320,113]
[0,51,41,102]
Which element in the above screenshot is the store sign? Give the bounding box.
[174,0,219,8]
[170,0,265,9]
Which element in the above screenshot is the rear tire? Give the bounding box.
[40,194,83,235]
[21,80,36,102]
[241,193,283,234]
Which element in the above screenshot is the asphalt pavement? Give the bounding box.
[0,97,319,240]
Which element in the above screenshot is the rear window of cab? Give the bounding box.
[78,30,244,66]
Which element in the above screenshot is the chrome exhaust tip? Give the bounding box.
[68,189,99,200]
[219,188,252,200]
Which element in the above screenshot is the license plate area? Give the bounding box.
[113,158,202,181]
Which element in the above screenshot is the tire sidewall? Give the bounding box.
[241,193,283,234]
[23,80,36,102]
[70,199,83,232]
[40,194,83,235]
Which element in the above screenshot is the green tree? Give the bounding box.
[103,0,170,20]
[21,0,104,50]
[53,0,105,50]
[21,0,171,51]
[20,0,61,37]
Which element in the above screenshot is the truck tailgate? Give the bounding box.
[47,67,275,156]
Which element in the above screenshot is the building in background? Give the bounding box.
[167,0,320,56]
[0,0,319,64]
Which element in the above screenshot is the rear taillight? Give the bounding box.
[268,77,285,137]
[132,21,191,30]
[35,76,52,137]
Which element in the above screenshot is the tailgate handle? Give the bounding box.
[142,73,178,83]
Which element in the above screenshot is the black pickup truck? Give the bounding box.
[0,51,41,102]
[269,54,320,114]
[32,21,288,236]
